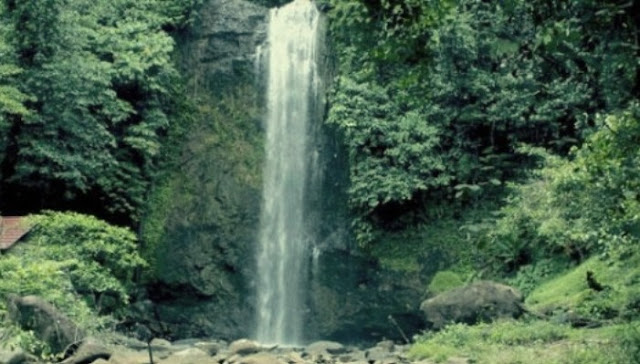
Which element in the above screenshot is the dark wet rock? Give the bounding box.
[140,0,268,341]
[178,0,268,96]
[306,250,426,343]
[420,281,524,329]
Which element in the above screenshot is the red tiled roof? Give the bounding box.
[0,216,31,251]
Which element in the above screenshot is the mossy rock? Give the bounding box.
[420,281,524,329]
[428,271,464,295]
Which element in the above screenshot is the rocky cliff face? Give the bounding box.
[179,0,268,97]
[144,0,268,340]
[142,0,426,344]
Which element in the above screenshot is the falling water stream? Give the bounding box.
[255,0,321,346]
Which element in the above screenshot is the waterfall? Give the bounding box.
[255,0,321,346]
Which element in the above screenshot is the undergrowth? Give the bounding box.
[409,320,637,363]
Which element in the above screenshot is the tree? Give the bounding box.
[0,2,29,180]
[0,0,194,223]
[326,0,639,246]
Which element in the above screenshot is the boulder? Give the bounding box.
[60,338,111,364]
[237,352,285,364]
[364,347,394,363]
[229,339,262,356]
[420,281,524,329]
[9,357,39,364]
[3,351,38,364]
[376,340,395,352]
[6,295,84,353]
[159,348,215,364]
[0,346,24,364]
[149,338,172,349]
[172,347,208,357]
[283,351,306,364]
[306,341,347,355]
[108,350,151,364]
[194,340,224,356]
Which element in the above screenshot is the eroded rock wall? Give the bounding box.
[143,0,426,344]
[145,0,268,340]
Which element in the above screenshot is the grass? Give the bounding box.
[409,319,636,364]
[410,253,640,363]
[526,254,640,319]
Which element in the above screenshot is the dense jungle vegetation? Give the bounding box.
[324,0,640,361]
[1,0,639,362]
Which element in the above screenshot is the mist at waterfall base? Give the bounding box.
[255,0,321,346]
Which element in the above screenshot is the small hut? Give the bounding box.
[0,216,31,253]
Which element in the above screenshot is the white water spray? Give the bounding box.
[255,0,321,346]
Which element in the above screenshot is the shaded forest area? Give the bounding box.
[323,1,640,361]
[0,0,201,224]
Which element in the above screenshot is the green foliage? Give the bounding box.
[327,0,639,249]
[367,205,489,274]
[410,320,570,362]
[507,258,570,297]
[329,78,447,207]
[479,104,640,274]
[0,0,198,223]
[154,0,203,28]
[328,75,450,245]
[0,2,29,171]
[0,212,145,315]
[0,255,95,358]
[0,25,28,116]
[618,323,640,364]
[0,211,145,355]
[428,271,464,295]
[526,254,640,321]
[0,326,59,360]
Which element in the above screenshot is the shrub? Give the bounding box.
[428,271,464,295]
[409,320,625,363]
[0,211,146,356]
[618,322,640,363]
[24,211,147,312]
